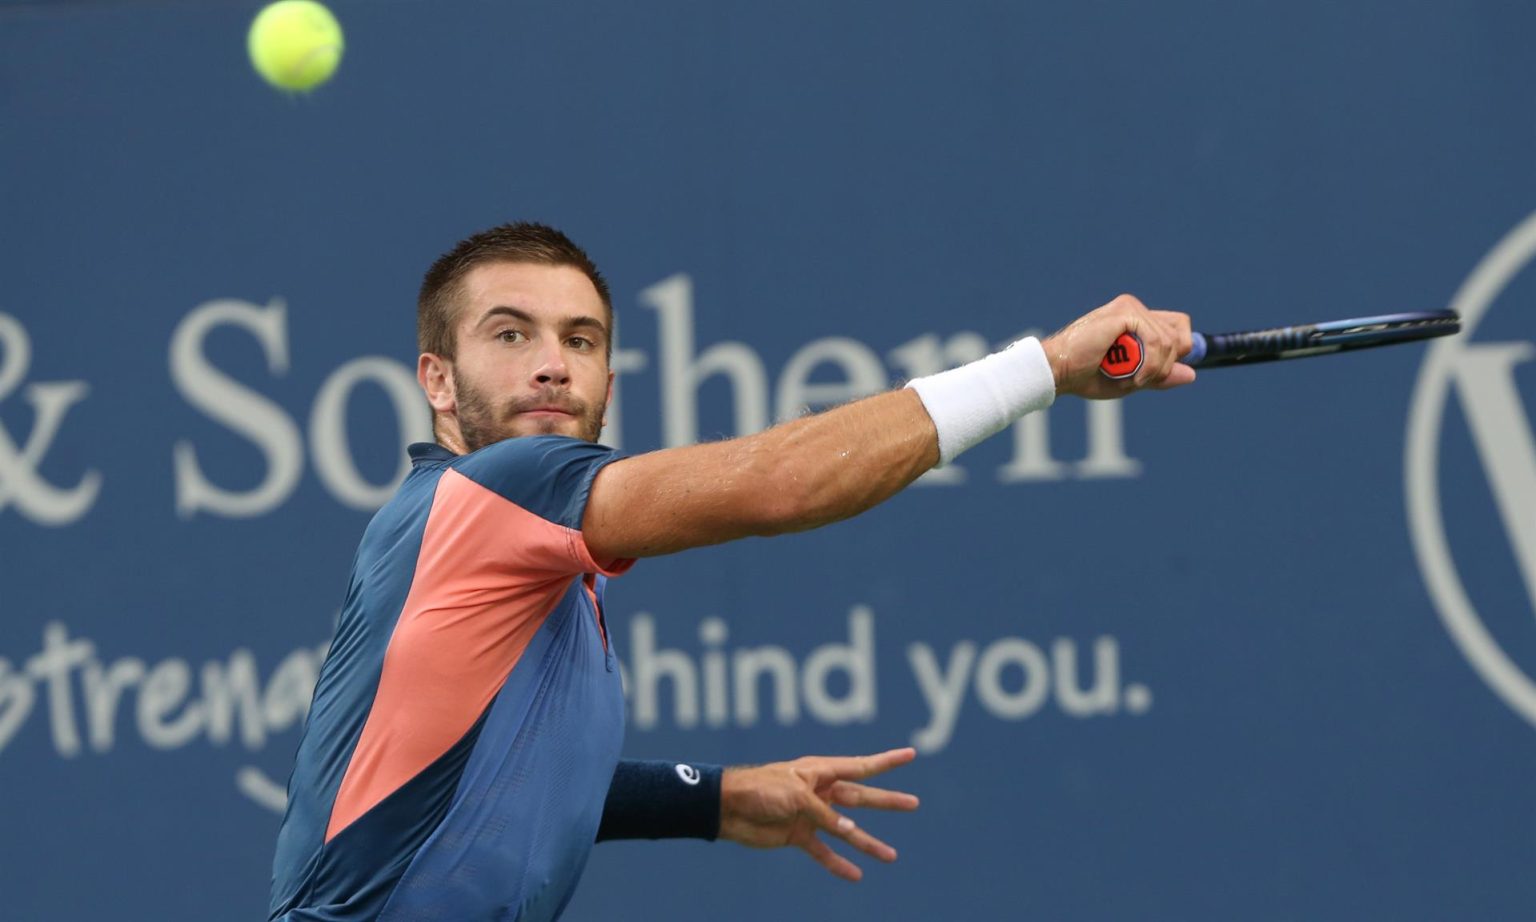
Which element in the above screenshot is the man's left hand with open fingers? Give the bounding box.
[717,747,921,882]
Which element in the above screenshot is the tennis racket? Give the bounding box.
[1098,310,1462,379]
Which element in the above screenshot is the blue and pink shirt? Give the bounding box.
[270,436,632,921]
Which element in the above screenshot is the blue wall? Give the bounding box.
[1,1,1532,919]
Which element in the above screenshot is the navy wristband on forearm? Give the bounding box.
[595,759,723,842]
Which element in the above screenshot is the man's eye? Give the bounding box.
[497,330,526,343]
[568,336,594,350]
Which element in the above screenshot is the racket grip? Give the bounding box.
[1098,331,1208,377]
[1184,332,1208,366]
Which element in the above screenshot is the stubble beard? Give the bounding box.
[452,369,604,452]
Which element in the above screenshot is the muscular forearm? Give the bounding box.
[749,388,940,531]
[585,389,938,558]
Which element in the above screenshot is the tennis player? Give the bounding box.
[269,223,1194,921]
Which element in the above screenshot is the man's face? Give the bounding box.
[439,262,613,451]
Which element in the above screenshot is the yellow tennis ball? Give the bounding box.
[248,0,345,92]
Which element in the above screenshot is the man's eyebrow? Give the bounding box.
[564,315,608,334]
[475,305,607,335]
[476,305,535,327]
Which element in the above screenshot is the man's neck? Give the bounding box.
[434,421,469,456]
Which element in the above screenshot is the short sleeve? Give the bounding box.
[449,435,633,576]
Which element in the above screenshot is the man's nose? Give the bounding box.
[531,338,570,385]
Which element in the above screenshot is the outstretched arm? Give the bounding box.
[586,388,938,558]
[584,295,1192,560]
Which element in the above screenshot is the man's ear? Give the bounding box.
[418,353,456,414]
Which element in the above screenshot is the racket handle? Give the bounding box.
[1184,332,1208,365]
[1097,331,1208,378]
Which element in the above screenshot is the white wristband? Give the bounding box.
[904,336,1056,465]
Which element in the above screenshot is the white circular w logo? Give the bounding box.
[1408,211,1536,726]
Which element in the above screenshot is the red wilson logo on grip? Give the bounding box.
[1099,332,1144,380]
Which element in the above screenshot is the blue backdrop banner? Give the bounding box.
[1,1,1532,919]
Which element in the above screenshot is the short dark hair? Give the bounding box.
[417,222,613,359]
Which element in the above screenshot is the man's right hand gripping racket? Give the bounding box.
[1097,310,1462,379]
